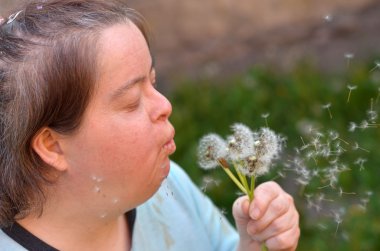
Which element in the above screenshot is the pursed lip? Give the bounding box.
[163,128,176,155]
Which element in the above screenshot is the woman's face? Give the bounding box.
[58,22,176,214]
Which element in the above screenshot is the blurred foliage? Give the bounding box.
[166,60,380,251]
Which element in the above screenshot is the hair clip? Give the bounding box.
[6,10,23,25]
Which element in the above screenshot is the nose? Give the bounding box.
[148,88,172,122]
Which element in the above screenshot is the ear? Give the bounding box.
[32,127,68,172]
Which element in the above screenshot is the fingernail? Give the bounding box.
[251,208,260,219]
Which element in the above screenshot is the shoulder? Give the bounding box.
[0,229,28,251]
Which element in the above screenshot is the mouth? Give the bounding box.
[163,130,176,155]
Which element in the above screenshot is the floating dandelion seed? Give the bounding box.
[348,122,357,132]
[346,85,357,103]
[322,103,333,119]
[354,158,367,171]
[6,10,23,24]
[332,209,345,237]
[338,187,356,197]
[324,14,333,22]
[376,87,380,104]
[344,53,354,68]
[200,176,220,192]
[261,113,270,127]
[352,142,370,152]
[369,60,380,72]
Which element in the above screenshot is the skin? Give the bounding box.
[21,22,175,251]
[19,22,299,251]
[233,182,300,251]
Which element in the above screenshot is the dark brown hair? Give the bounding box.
[0,0,149,227]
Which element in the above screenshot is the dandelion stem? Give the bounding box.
[250,177,255,202]
[221,167,247,195]
[261,245,269,251]
[237,169,250,197]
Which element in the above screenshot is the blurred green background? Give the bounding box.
[168,60,380,251]
[2,1,380,250]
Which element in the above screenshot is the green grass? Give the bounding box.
[167,60,380,251]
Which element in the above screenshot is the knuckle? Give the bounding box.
[286,193,294,204]
[272,199,288,214]
[270,219,283,233]
[271,234,290,248]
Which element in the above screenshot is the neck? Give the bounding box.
[18,211,130,251]
[16,184,132,251]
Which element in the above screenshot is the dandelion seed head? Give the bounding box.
[227,123,255,160]
[198,133,227,169]
[256,127,282,160]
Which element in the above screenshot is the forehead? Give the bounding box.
[97,22,150,72]
[94,22,151,90]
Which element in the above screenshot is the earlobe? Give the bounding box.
[32,127,68,172]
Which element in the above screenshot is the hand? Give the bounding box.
[232,181,300,251]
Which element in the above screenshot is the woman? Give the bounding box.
[0,1,300,250]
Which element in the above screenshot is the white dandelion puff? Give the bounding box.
[239,127,282,177]
[198,134,228,170]
[227,123,255,161]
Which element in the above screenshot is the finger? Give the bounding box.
[232,196,250,237]
[247,204,299,242]
[265,224,300,251]
[232,195,250,220]
[250,181,282,220]
[248,192,293,234]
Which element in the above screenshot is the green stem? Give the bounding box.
[221,167,247,195]
[249,176,255,202]
[234,166,250,193]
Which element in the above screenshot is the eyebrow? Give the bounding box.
[109,58,155,101]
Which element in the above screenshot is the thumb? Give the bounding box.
[232,196,250,238]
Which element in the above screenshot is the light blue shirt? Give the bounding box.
[0,161,239,251]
